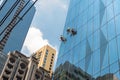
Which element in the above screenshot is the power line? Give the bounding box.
[0,0,7,11]
[0,0,31,35]
[0,0,20,26]
[0,0,38,51]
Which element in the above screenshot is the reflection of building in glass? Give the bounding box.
[54,61,95,80]
[56,0,120,80]
[0,51,7,74]
[96,73,118,80]
[0,51,51,80]
[0,0,36,53]
[33,45,56,77]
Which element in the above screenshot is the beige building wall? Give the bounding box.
[35,45,56,76]
[0,51,51,80]
[25,56,38,80]
[0,51,29,80]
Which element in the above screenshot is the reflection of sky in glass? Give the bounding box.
[0,0,3,5]
[56,0,120,79]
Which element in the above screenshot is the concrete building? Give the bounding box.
[54,61,119,80]
[54,61,95,80]
[0,51,29,80]
[0,51,51,80]
[0,51,7,74]
[96,73,118,80]
[34,45,56,76]
[56,0,120,79]
[0,0,36,53]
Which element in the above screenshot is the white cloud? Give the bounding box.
[31,0,69,49]
[21,0,69,69]
[21,27,49,56]
[21,26,59,71]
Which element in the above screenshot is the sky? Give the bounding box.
[21,0,70,68]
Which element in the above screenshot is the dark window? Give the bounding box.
[43,64,45,67]
[9,58,15,63]
[5,70,11,75]
[44,60,46,63]
[45,55,47,58]
[35,74,40,79]
[46,50,48,55]
[51,59,53,61]
[51,62,52,64]
[16,76,22,80]
[7,63,13,69]
[2,76,8,80]
[50,65,52,67]
[52,54,54,58]
[18,69,24,74]
[52,56,54,58]
[49,68,51,70]
[20,63,26,69]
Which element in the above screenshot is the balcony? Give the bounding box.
[20,63,26,70]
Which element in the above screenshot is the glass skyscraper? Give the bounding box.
[0,0,36,53]
[55,0,120,80]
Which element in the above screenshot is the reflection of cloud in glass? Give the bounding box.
[0,0,3,5]
[55,0,120,80]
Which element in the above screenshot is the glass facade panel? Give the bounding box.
[0,0,36,53]
[55,0,120,80]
